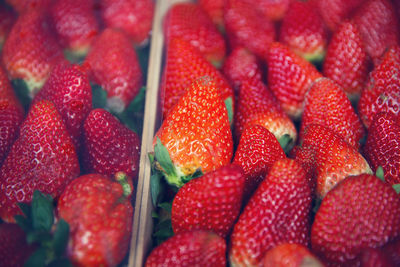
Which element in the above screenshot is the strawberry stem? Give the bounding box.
[375,166,385,181]
[115,172,132,197]
[278,134,293,154]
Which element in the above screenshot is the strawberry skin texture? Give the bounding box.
[229,158,312,267]
[199,0,225,29]
[358,45,400,129]
[145,230,226,267]
[262,243,323,267]
[100,0,154,45]
[164,2,226,66]
[254,0,290,21]
[0,4,16,49]
[161,38,234,119]
[172,164,245,237]
[267,42,322,120]
[364,112,400,185]
[5,0,52,13]
[58,173,133,267]
[83,109,140,181]
[311,174,400,265]
[323,21,369,101]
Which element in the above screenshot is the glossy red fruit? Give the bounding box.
[100,0,154,45]
[85,28,142,113]
[253,0,290,21]
[199,0,225,30]
[5,0,51,13]
[145,230,226,267]
[0,4,16,48]
[0,100,79,222]
[58,173,133,267]
[83,109,140,181]
[229,158,312,267]
[311,174,400,265]
[358,247,395,267]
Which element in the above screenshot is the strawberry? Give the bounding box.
[100,0,154,45]
[2,8,66,97]
[145,230,226,267]
[5,0,52,13]
[311,174,400,265]
[291,145,316,193]
[229,158,312,267]
[50,0,99,57]
[199,0,225,30]
[85,28,143,113]
[279,0,328,63]
[160,37,234,120]
[323,21,369,101]
[262,243,323,267]
[254,0,290,21]
[363,112,400,185]
[358,247,395,267]
[300,78,365,149]
[33,63,92,151]
[234,77,297,151]
[232,125,286,199]
[267,42,322,120]
[83,108,141,181]
[353,0,400,64]
[224,0,276,61]
[153,76,233,188]
[57,173,133,267]
[171,164,245,237]
[0,3,16,49]
[164,2,226,66]
[358,45,400,128]
[0,100,80,222]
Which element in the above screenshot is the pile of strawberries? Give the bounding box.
[147,0,400,266]
[0,0,154,266]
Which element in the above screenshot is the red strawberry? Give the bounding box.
[83,109,140,181]
[358,45,400,128]
[323,21,369,101]
[160,37,234,120]
[358,247,395,267]
[232,125,286,199]
[145,230,227,267]
[85,28,143,113]
[291,145,316,193]
[171,164,245,237]
[57,173,133,267]
[5,0,52,13]
[254,0,290,21]
[267,42,322,120]
[164,2,226,66]
[363,112,400,185]
[229,158,312,267]
[154,76,233,188]
[199,0,225,30]
[311,174,400,265]
[0,4,16,49]
[279,0,328,63]
[262,243,323,267]
[100,0,154,45]
[33,63,92,151]
[2,8,65,97]
[353,0,400,64]
[0,100,80,222]
[234,77,297,151]
[224,0,276,61]
[50,0,99,57]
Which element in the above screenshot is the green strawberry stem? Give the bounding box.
[375,166,385,181]
[278,134,293,154]
[115,172,132,198]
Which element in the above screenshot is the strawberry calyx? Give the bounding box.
[115,171,133,198]
[278,134,294,154]
[376,166,400,194]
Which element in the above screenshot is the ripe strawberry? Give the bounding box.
[50,0,99,57]
[5,0,52,13]
[0,100,80,222]
[57,173,133,267]
[145,230,226,267]
[100,0,154,45]
[291,145,317,193]
[262,243,323,267]
[358,247,395,267]
[234,77,297,151]
[358,45,400,128]
[85,28,142,113]
[199,0,225,30]
[267,42,322,120]
[232,125,286,199]
[160,38,234,120]
[154,76,233,188]
[164,2,226,66]
[0,4,16,49]
[363,112,400,185]
[33,63,92,151]
[254,0,290,21]
[353,0,400,64]
[229,158,312,267]
[311,174,400,265]
[323,21,369,101]
[279,0,328,63]
[171,164,245,237]
[224,0,276,61]
[83,109,140,181]
[2,8,65,97]
[300,78,365,149]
